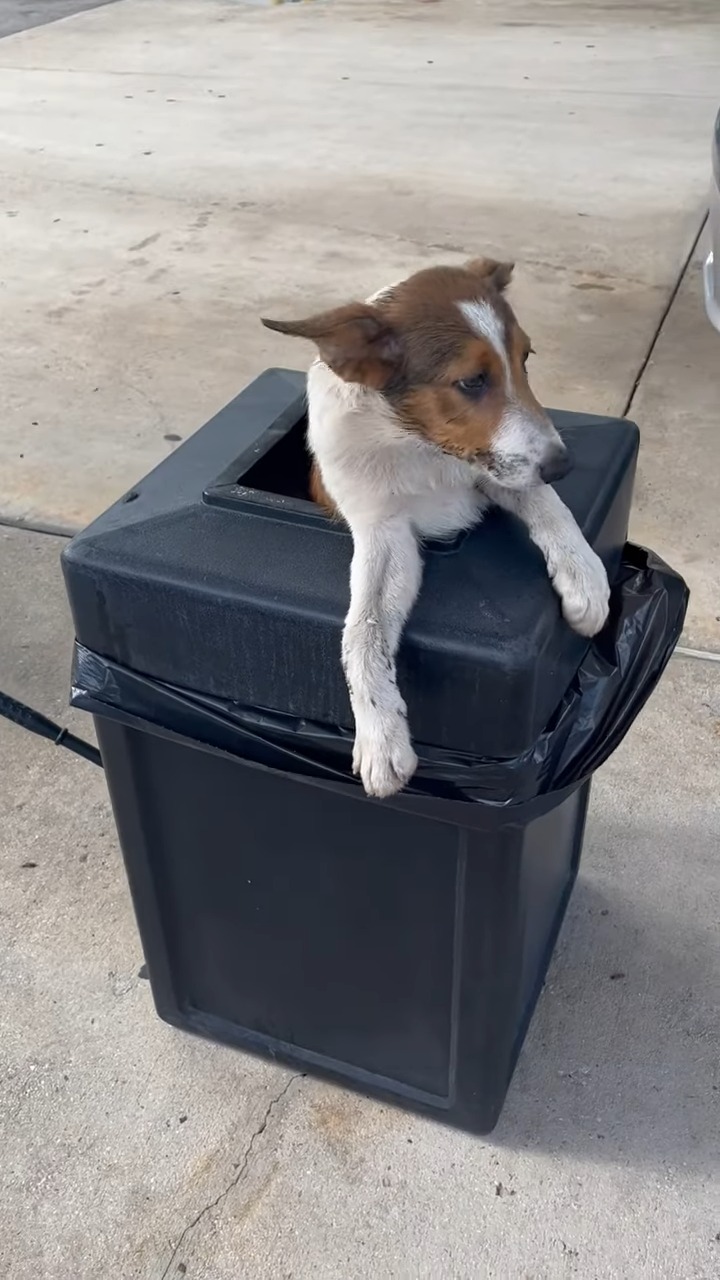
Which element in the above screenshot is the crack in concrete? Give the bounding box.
[134,1044,167,1110]
[622,210,708,417]
[158,1072,303,1280]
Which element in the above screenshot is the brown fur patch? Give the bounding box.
[374,268,524,458]
[262,304,399,389]
[506,321,544,418]
[394,337,509,459]
[379,266,516,384]
[309,460,338,515]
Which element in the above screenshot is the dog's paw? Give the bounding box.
[352,711,418,798]
[552,547,610,637]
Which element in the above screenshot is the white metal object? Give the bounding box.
[704,110,720,332]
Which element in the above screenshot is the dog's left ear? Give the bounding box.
[465,258,514,292]
[261,302,402,388]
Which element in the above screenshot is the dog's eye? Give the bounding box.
[456,372,488,397]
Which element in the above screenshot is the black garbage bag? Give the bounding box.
[71,543,688,809]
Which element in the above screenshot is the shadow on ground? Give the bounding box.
[497,815,718,1173]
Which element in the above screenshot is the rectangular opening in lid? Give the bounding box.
[203,386,466,550]
[204,399,336,530]
[239,415,313,502]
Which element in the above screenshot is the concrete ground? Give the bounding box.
[0,0,719,1277]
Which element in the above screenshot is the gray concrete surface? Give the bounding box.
[2,0,720,1276]
[630,246,720,652]
[0,0,717,530]
[1,524,718,1279]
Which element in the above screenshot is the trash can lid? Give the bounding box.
[63,369,639,759]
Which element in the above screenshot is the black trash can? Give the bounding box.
[62,369,686,1133]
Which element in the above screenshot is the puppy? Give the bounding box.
[263,259,609,798]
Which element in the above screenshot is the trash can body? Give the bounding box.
[62,368,643,1132]
[96,715,590,1132]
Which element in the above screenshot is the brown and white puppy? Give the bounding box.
[263,259,609,798]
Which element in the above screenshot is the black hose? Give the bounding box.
[0,690,103,767]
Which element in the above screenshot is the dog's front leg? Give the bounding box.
[488,482,610,636]
[342,516,422,798]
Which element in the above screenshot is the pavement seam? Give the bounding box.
[0,516,76,539]
[621,210,708,417]
[673,645,720,663]
[157,1071,304,1280]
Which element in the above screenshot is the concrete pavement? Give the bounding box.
[1,0,719,1276]
[0,0,716,530]
[629,243,720,651]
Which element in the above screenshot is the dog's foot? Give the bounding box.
[552,546,610,637]
[352,710,418,798]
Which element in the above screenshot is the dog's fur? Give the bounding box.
[263,259,609,798]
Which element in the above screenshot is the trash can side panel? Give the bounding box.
[516,781,589,1019]
[92,718,184,1023]
[96,719,465,1102]
[452,782,589,1130]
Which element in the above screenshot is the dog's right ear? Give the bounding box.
[261,303,401,388]
[465,258,515,293]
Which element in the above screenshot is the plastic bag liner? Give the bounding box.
[71,544,687,811]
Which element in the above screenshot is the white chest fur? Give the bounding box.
[306,360,486,538]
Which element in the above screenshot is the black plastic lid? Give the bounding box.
[62,369,639,757]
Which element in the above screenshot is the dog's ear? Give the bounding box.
[261,303,401,388]
[465,258,514,293]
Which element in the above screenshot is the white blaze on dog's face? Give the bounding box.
[262,258,570,489]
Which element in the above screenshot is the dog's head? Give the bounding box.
[262,259,570,490]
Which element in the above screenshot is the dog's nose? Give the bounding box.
[539,446,572,485]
